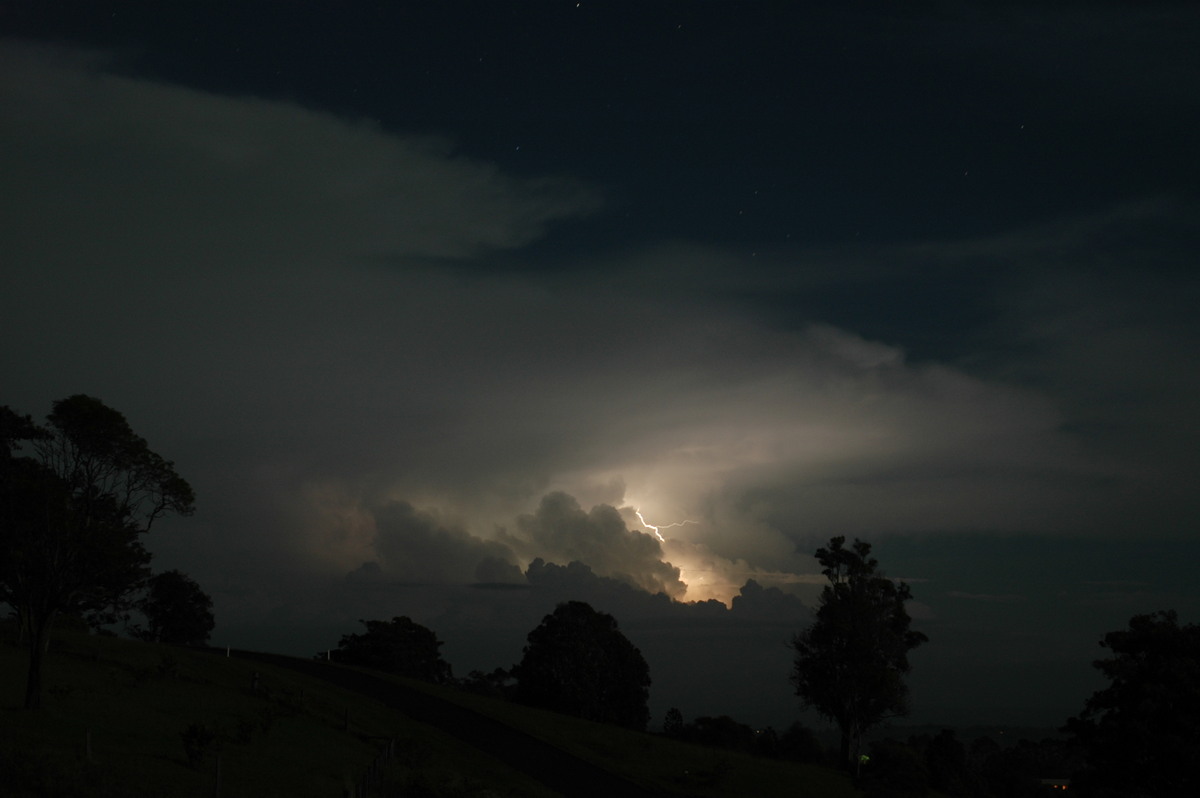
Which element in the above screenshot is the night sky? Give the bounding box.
[4,1,1199,731]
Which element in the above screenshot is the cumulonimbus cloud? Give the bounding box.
[505,492,687,598]
[5,37,1181,627]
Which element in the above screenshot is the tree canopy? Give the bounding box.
[329,616,453,684]
[1,395,194,708]
[791,536,927,770]
[134,569,215,646]
[1064,610,1200,797]
[512,600,651,730]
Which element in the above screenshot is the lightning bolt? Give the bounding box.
[634,508,697,542]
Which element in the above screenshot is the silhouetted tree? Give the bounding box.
[860,739,929,798]
[513,600,651,730]
[996,737,1083,798]
[459,667,514,698]
[663,706,684,737]
[960,735,1078,798]
[329,616,453,683]
[921,728,970,796]
[754,725,781,758]
[1064,610,1200,797]
[779,721,826,764]
[964,735,1003,795]
[1,397,194,709]
[791,536,927,771]
[681,715,757,752]
[133,569,214,645]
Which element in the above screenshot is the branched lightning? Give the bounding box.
[634,508,697,542]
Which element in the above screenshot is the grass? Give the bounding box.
[0,628,556,797]
[395,676,859,798]
[1,626,859,797]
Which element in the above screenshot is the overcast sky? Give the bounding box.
[4,1,1199,731]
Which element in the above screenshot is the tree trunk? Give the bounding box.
[16,605,31,647]
[24,609,55,710]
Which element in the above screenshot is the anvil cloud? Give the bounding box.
[3,2,1199,730]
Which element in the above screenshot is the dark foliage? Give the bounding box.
[512,600,651,730]
[665,713,826,763]
[898,730,1081,798]
[458,666,514,698]
[1,396,194,708]
[753,725,781,758]
[329,616,453,684]
[990,737,1081,797]
[921,728,970,796]
[678,715,757,752]
[791,536,927,770]
[779,722,827,764]
[1064,609,1200,797]
[662,706,684,737]
[133,569,215,646]
[180,722,220,770]
[860,739,929,798]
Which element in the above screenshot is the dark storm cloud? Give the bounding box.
[369,501,522,585]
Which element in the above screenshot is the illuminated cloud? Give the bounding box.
[506,492,687,598]
[0,38,1144,593]
[4,4,1197,729]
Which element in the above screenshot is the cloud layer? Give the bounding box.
[4,37,1198,728]
[4,40,1188,592]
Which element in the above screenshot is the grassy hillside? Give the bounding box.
[0,628,557,797]
[1,627,858,797]
[401,678,858,798]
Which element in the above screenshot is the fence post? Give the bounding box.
[213,754,221,798]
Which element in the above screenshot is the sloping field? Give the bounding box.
[0,630,556,797]
[1,629,857,797]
